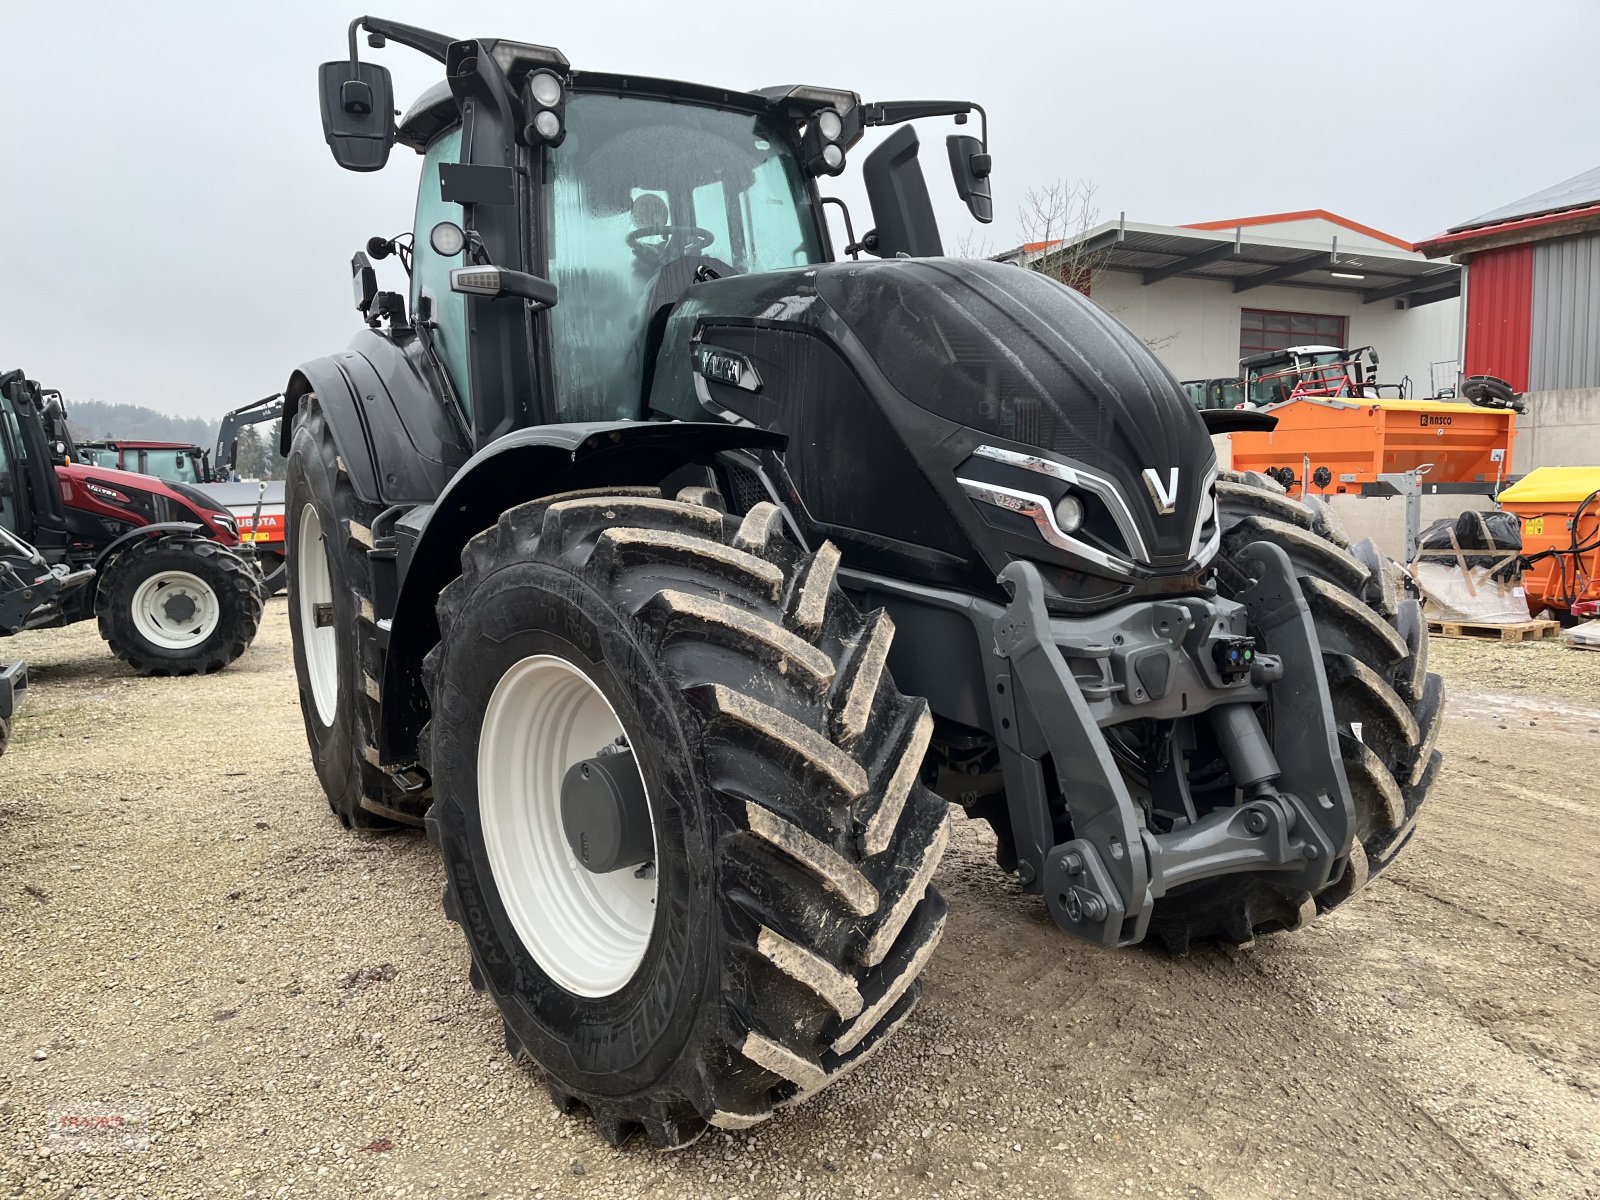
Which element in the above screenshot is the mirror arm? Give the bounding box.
[348,15,457,65]
[863,100,987,152]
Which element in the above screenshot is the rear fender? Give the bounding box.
[377,420,785,763]
[281,329,471,507]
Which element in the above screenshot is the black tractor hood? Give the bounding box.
[654,257,1215,569]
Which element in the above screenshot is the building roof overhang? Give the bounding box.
[1004,219,1460,308]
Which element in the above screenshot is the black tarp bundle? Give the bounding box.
[1417,510,1524,583]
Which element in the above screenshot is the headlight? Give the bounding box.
[1053,493,1084,533]
[816,109,843,141]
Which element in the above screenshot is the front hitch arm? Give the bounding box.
[989,550,1354,948]
[993,561,1152,946]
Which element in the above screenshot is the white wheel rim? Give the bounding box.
[478,654,658,997]
[129,569,220,651]
[296,504,339,726]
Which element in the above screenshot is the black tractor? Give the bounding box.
[0,371,264,676]
[287,17,1442,1148]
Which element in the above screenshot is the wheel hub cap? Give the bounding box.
[129,570,221,651]
[560,747,654,875]
[162,593,198,624]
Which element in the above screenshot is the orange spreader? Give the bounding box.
[1226,398,1518,494]
[1497,467,1600,613]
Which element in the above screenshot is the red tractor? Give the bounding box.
[78,414,289,596]
[0,370,263,675]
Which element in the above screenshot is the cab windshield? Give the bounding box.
[140,448,201,484]
[544,93,826,422]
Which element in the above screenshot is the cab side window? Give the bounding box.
[411,127,473,417]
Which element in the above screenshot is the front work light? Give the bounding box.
[802,108,847,176]
[529,71,563,107]
[522,69,568,147]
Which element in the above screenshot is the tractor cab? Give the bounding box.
[317,18,993,448]
[76,440,212,487]
[1239,344,1403,407]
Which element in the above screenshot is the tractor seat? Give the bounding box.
[644,255,737,321]
[638,255,738,406]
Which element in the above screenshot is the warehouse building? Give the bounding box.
[1417,167,1600,467]
[997,210,1462,395]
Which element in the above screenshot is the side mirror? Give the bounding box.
[450,266,559,309]
[861,125,944,259]
[947,134,993,223]
[318,60,396,172]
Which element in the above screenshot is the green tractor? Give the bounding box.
[285,17,1442,1147]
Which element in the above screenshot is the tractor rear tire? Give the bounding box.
[284,397,413,830]
[1147,470,1443,952]
[96,535,263,676]
[423,490,950,1148]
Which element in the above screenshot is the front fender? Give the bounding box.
[91,521,204,577]
[282,329,470,507]
[377,420,785,762]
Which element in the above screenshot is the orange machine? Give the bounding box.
[1497,467,1600,614]
[1226,397,1518,495]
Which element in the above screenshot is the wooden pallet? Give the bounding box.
[1428,619,1562,643]
[1566,637,1600,653]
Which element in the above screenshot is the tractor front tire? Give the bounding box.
[96,535,263,676]
[424,490,950,1148]
[1147,470,1443,952]
[284,397,412,830]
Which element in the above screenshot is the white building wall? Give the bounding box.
[1088,272,1461,396]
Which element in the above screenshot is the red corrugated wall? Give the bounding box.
[1463,244,1533,391]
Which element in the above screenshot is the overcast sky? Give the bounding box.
[3,0,1595,419]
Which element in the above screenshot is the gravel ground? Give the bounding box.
[2,601,1598,1199]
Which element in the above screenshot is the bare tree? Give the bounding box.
[1015,179,1108,294]
[962,178,1179,352]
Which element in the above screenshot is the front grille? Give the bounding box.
[724,462,768,514]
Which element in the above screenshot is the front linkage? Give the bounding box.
[869,544,1355,949]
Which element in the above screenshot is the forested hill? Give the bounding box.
[62,398,285,479]
[66,399,216,449]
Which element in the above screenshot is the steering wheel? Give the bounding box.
[627,224,716,263]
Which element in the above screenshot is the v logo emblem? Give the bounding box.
[1142,467,1181,515]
